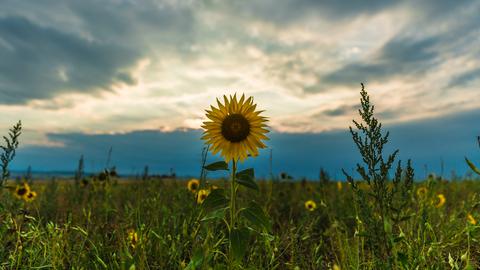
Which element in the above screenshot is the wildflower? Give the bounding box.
[25,191,37,202]
[187,179,200,193]
[127,229,138,249]
[333,264,341,270]
[14,183,30,200]
[337,181,342,191]
[435,194,446,208]
[304,200,317,211]
[202,94,269,162]
[197,189,210,204]
[467,213,477,225]
[416,186,427,197]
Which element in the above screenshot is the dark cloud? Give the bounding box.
[318,104,360,117]
[319,36,439,87]
[0,0,197,105]
[214,0,398,25]
[0,16,140,104]
[448,68,480,88]
[12,108,480,179]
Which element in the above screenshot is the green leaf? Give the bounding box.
[185,248,204,270]
[465,157,480,175]
[202,189,227,211]
[235,168,259,191]
[201,207,227,222]
[229,227,249,262]
[204,161,229,171]
[240,201,271,232]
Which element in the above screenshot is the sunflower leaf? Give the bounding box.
[201,207,227,222]
[204,161,229,171]
[229,227,249,262]
[465,157,480,175]
[235,168,259,191]
[240,201,271,232]
[201,189,227,211]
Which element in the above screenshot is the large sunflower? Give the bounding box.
[202,94,269,162]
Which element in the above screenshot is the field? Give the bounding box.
[1,175,479,269]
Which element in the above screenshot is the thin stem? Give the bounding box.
[229,159,237,269]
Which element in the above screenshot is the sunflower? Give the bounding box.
[305,200,317,211]
[127,229,138,249]
[25,191,37,202]
[14,183,30,200]
[202,94,269,162]
[434,194,446,208]
[187,179,200,193]
[197,189,210,204]
[337,181,343,191]
[467,213,477,225]
[416,186,427,198]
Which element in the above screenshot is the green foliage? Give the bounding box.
[0,120,22,185]
[342,84,414,268]
[465,136,480,176]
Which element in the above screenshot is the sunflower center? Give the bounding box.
[190,183,198,190]
[17,187,27,196]
[221,114,250,142]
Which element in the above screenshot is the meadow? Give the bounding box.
[1,87,480,270]
[1,175,479,269]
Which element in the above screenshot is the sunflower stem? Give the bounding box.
[229,158,237,268]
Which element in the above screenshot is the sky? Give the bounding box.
[0,0,479,179]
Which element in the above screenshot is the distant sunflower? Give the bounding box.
[127,229,138,249]
[434,194,446,208]
[197,189,210,204]
[416,186,427,198]
[14,183,30,200]
[202,94,269,162]
[187,179,200,193]
[25,191,37,202]
[467,213,477,225]
[305,200,317,211]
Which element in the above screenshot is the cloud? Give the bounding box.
[0,16,140,104]
[448,68,480,88]
[320,36,440,87]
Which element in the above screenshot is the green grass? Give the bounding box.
[0,176,479,269]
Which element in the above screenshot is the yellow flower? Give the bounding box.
[25,191,37,202]
[337,182,343,191]
[305,200,317,211]
[127,229,138,249]
[416,186,427,197]
[187,179,200,193]
[197,189,210,204]
[202,94,269,162]
[14,183,30,200]
[435,194,446,208]
[467,213,477,225]
[333,264,341,270]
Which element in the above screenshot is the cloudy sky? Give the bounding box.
[1,0,479,178]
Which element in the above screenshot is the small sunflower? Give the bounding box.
[337,181,343,191]
[187,179,200,193]
[197,189,210,204]
[202,94,269,162]
[467,213,477,225]
[127,229,138,249]
[14,183,31,200]
[305,200,317,211]
[416,186,427,198]
[434,194,446,208]
[25,191,37,202]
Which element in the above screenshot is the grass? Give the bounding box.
[0,176,479,269]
